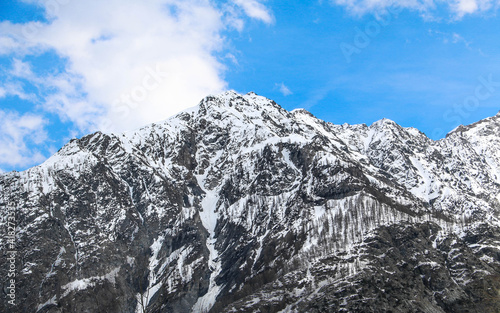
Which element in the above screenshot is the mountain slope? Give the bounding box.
[1,91,499,313]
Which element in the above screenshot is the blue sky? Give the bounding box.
[1,0,500,172]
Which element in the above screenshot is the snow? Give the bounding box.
[61,267,120,298]
[136,235,165,313]
[363,127,376,153]
[295,111,335,140]
[45,247,66,278]
[406,127,423,138]
[448,124,463,135]
[3,90,500,312]
[192,283,222,313]
[252,229,270,271]
[127,256,135,266]
[281,149,299,173]
[192,174,223,313]
[198,191,219,239]
[415,261,441,269]
[63,222,79,269]
[119,135,135,154]
[36,295,57,312]
[409,156,435,201]
[313,205,326,220]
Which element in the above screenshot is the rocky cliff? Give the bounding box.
[1,91,499,312]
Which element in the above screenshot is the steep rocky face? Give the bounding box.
[0,91,499,313]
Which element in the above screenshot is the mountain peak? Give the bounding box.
[291,108,314,117]
[371,118,397,127]
[192,91,289,125]
[2,91,500,313]
[446,110,500,138]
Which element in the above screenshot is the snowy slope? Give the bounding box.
[0,91,499,313]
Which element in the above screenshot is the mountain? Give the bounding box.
[1,91,499,313]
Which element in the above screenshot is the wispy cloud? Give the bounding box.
[428,29,485,55]
[0,81,36,101]
[0,110,48,171]
[225,53,239,65]
[275,82,292,96]
[233,0,274,24]
[329,0,499,19]
[302,84,335,110]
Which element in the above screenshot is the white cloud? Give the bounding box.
[233,0,274,24]
[0,0,273,135]
[428,29,482,54]
[451,0,496,17]
[329,0,499,18]
[276,82,292,96]
[0,110,48,169]
[225,53,239,65]
[0,81,35,101]
[450,32,472,48]
[223,4,246,31]
[455,0,479,15]
[0,0,275,171]
[10,58,33,77]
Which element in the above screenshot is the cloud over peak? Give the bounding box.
[0,0,275,133]
[0,0,273,170]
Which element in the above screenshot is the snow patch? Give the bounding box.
[192,177,223,313]
[36,295,57,312]
[61,267,120,298]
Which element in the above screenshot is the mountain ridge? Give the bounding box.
[0,91,499,313]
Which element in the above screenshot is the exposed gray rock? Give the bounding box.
[0,91,499,312]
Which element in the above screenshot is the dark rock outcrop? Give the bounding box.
[1,91,499,312]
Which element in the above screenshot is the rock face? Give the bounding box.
[0,91,499,313]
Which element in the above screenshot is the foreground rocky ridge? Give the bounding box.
[1,91,499,312]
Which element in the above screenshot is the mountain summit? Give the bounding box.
[1,91,499,312]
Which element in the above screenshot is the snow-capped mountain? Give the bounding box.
[1,91,499,312]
